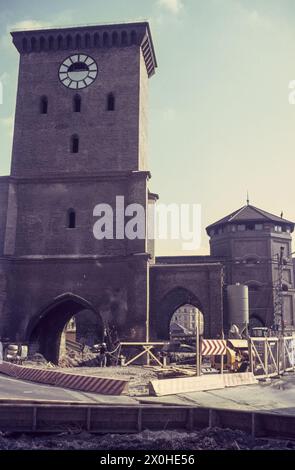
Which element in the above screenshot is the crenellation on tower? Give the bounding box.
[11,22,157,78]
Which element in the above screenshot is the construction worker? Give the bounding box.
[98,342,107,367]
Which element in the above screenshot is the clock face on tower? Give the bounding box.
[59,54,98,89]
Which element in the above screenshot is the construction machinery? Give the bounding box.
[4,343,28,364]
[211,339,249,372]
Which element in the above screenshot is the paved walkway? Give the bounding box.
[140,374,295,415]
[0,374,137,405]
[1,372,295,415]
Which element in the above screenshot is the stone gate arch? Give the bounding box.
[153,286,204,340]
[26,293,104,363]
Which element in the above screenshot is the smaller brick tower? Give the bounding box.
[206,204,295,329]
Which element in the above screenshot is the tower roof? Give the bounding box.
[11,21,157,78]
[206,204,294,234]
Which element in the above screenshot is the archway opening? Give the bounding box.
[169,303,204,353]
[27,296,104,364]
[170,303,204,345]
[64,309,103,347]
[249,314,265,330]
[156,287,204,341]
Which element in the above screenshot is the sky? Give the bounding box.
[1,0,295,256]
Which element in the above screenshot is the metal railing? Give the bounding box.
[249,336,295,378]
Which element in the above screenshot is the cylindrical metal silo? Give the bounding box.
[227,284,249,333]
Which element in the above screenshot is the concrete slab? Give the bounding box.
[141,374,295,416]
[150,374,225,396]
[150,372,257,396]
[223,372,257,387]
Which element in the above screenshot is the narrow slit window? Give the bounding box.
[94,33,99,47]
[131,31,137,45]
[107,93,115,111]
[66,35,72,49]
[68,209,76,229]
[40,96,48,114]
[103,32,109,47]
[31,37,37,52]
[40,37,46,51]
[57,35,63,49]
[121,31,128,46]
[74,94,81,112]
[22,38,28,52]
[71,135,79,153]
[48,36,54,51]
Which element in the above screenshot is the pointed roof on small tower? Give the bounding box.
[206,204,294,234]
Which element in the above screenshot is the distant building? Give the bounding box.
[170,322,192,338]
[170,304,199,335]
[65,318,76,343]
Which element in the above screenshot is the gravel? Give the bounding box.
[0,428,294,450]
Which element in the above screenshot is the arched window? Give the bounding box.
[22,37,28,52]
[40,36,46,51]
[40,96,48,114]
[71,135,79,153]
[31,37,37,52]
[107,93,115,111]
[48,36,54,51]
[67,209,76,229]
[66,35,73,49]
[112,31,119,46]
[85,33,91,48]
[73,94,81,113]
[245,257,259,265]
[249,315,265,329]
[121,31,128,46]
[248,284,260,292]
[75,34,81,48]
[130,30,137,45]
[103,32,109,47]
[94,33,100,47]
[57,35,63,49]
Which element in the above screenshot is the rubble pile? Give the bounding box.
[0,428,294,450]
[58,346,98,368]
[25,353,56,369]
[26,348,99,368]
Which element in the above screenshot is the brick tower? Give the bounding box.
[206,204,295,329]
[0,23,157,361]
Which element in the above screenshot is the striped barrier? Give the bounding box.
[16,366,58,386]
[201,339,227,356]
[55,371,128,395]
[0,361,128,395]
[0,361,19,378]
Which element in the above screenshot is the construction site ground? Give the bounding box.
[1,366,295,416]
[1,427,294,450]
[1,366,295,451]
